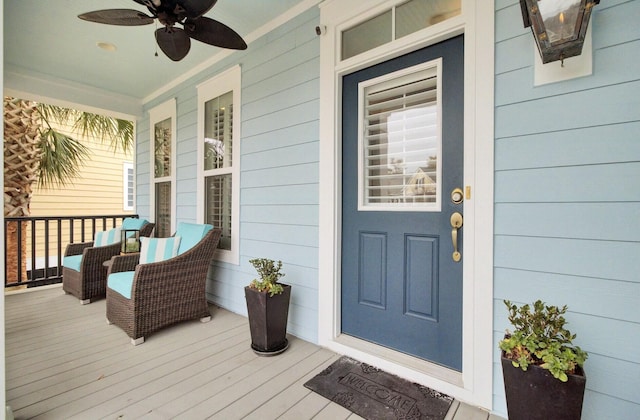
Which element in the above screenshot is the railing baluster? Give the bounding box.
[30,219,37,282]
[17,221,23,285]
[57,220,63,277]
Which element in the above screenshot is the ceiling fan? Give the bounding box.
[78,0,247,61]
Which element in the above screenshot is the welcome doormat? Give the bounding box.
[304,356,453,420]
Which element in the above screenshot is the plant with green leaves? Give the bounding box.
[249,258,285,297]
[499,300,588,382]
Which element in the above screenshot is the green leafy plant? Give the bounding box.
[499,300,588,382]
[249,258,285,297]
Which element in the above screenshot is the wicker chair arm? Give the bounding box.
[108,253,141,274]
[81,242,122,269]
[64,241,94,257]
[140,223,155,238]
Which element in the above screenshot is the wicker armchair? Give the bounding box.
[62,221,155,304]
[106,227,222,345]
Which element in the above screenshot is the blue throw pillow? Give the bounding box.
[175,222,213,254]
[139,236,181,264]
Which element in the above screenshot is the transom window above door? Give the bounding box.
[341,0,461,60]
[358,60,442,212]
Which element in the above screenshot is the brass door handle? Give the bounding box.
[450,212,463,262]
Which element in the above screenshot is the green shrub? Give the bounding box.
[499,300,588,382]
[248,258,285,297]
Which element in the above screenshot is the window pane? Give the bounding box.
[362,69,440,209]
[126,166,134,208]
[342,11,392,60]
[205,175,232,250]
[396,0,461,39]
[155,181,172,237]
[204,91,233,171]
[154,117,171,178]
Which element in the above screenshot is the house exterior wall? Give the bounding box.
[131,1,639,418]
[136,7,321,344]
[493,0,640,418]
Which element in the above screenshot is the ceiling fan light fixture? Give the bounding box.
[97,42,117,52]
[79,0,246,61]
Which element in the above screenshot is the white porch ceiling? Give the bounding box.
[4,0,309,115]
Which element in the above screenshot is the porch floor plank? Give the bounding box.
[5,285,499,420]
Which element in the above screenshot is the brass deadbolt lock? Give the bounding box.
[451,188,464,204]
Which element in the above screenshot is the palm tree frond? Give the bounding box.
[72,112,133,153]
[36,103,133,153]
[37,128,91,188]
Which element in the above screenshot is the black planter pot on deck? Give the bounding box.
[501,352,586,420]
[244,284,291,356]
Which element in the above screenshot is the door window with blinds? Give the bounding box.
[197,66,240,264]
[358,60,442,211]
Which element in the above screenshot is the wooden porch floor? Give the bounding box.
[5,285,501,420]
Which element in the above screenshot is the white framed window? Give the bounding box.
[358,60,443,212]
[197,65,241,264]
[149,98,177,238]
[123,162,134,211]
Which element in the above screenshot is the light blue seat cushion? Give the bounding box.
[121,217,148,230]
[63,255,83,272]
[107,271,135,300]
[175,223,213,255]
[139,236,181,264]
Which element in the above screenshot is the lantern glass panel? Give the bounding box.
[121,229,141,254]
[538,0,582,44]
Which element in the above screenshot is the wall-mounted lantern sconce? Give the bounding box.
[520,0,599,65]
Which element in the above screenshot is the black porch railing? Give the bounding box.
[4,214,137,289]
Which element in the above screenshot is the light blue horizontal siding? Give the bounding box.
[495,121,640,170]
[219,7,320,342]
[242,141,318,171]
[493,0,640,418]
[494,268,640,324]
[243,120,319,154]
[136,6,321,344]
[495,235,639,283]
[495,203,640,242]
[495,163,640,202]
[496,80,640,138]
[241,184,319,205]
[241,204,318,226]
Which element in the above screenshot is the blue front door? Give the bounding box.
[341,36,464,370]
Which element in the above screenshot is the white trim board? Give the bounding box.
[317,0,495,410]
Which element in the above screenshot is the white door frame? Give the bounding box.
[317,0,495,409]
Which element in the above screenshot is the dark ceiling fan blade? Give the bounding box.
[177,0,218,19]
[155,27,191,61]
[78,9,154,26]
[183,16,247,50]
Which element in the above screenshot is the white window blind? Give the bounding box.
[359,63,442,211]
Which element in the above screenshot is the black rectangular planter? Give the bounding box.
[244,284,291,355]
[501,353,586,420]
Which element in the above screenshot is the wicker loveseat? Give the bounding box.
[106,223,221,345]
[62,218,155,304]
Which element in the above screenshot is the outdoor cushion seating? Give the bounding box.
[62,218,155,304]
[106,223,221,345]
